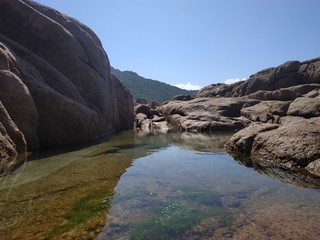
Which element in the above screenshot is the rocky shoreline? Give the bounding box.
[135,59,320,179]
[0,0,319,182]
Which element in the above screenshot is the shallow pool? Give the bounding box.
[0,131,319,240]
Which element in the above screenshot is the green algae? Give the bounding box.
[46,191,114,239]
[126,187,231,240]
[129,200,230,240]
[129,202,197,240]
[178,186,223,206]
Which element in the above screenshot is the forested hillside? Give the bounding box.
[112,67,195,103]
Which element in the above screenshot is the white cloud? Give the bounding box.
[224,78,246,85]
[175,82,202,90]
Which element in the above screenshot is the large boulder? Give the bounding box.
[0,0,133,174]
[225,123,279,166]
[226,117,320,177]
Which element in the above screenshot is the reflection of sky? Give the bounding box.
[115,146,271,196]
[98,145,320,239]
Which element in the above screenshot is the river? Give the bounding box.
[0,130,319,239]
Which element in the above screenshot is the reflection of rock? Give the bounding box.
[134,131,233,153]
[0,0,133,174]
[166,132,233,152]
[255,166,320,188]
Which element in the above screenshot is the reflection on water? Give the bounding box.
[0,130,319,240]
[96,143,320,240]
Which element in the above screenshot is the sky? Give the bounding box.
[35,0,320,90]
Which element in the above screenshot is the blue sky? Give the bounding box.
[35,0,320,90]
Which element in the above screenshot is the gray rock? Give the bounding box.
[0,0,133,173]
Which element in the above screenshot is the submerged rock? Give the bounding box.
[0,0,133,174]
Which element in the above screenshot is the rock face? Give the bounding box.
[196,59,320,98]
[154,58,320,178]
[0,0,133,174]
[159,97,258,132]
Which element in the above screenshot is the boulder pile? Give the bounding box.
[138,58,320,178]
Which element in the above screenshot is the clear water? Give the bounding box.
[0,130,319,240]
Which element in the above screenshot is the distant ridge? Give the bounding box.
[111,67,196,103]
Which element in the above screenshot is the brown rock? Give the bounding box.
[241,101,290,122]
[195,59,320,98]
[151,115,165,122]
[225,123,279,166]
[287,96,320,118]
[251,117,320,171]
[0,68,39,149]
[247,84,320,101]
[134,104,151,117]
[0,101,26,153]
[195,83,234,98]
[159,97,257,132]
[172,94,193,101]
[0,128,17,176]
[134,113,148,128]
[0,101,27,175]
[150,108,161,117]
[303,89,320,98]
[306,159,320,177]
[299,58,320,83]
[226,117,320,176]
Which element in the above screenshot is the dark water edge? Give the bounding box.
[0,130,319,240]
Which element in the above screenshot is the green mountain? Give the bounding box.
[111,67,196,104]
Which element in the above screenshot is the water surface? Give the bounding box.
[0,131,319,240]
